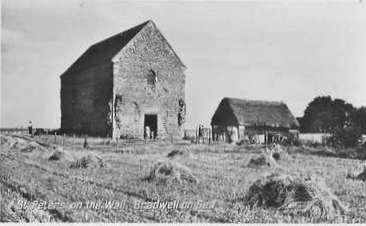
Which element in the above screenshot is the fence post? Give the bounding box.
[209,128,211,145]
[265,131,267,148]
[83,136,89,149]
[115,136,117,153]
[195,127,198,144]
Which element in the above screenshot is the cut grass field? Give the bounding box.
[1,134,366,223]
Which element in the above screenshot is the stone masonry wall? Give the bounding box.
[60,63,113,136]
[112,22,186,139]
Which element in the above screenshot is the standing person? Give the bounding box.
[28,121,33,135]
[198,124,203,144]
[231,127,238,144]
[145,126,150,140]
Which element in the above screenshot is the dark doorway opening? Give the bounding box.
[144,114,157,139]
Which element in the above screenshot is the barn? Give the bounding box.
[60,20,186,139]
[211,97,299,143]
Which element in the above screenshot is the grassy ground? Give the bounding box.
[1,134,365,223]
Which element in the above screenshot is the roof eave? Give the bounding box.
[149,20,186,69]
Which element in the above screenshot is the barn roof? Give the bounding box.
[61,20,185,76]
[212,97,299,129]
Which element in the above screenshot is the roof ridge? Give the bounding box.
[214,97,299,128]
[148,21,186,69]
[61,20,152,76]
[224,97,284,105]
[90,20,150,48]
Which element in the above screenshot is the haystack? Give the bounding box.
[19,142,38,152]
[19,141,47,153]
[0,135,16,146]
[166,148,191,158]
[48,148,69,161]
[267,144,291,161]
[247,153,281,168]
[248,155,271,167]
[245,173,347,220]
[69,154,107,169]
[147,160,198,184]
[1,135,23,149]
[272,152,281,160]
[1,135,47,153]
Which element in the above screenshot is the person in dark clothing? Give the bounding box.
[28,121,33,135]
[198,124,203,144]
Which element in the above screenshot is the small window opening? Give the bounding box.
[147,70,157,87]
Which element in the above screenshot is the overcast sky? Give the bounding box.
[1,0,366,129]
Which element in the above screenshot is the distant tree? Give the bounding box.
[299,96,365,148]
[296,117,304,131]
[328,126,362,148]
[351,107,366,134]
[300,96,355,133]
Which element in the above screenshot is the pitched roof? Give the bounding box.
[213,97,299,129]
[61,20,185,76]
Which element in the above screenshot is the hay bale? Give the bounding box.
[245,173,347,220]
[19,142,46,153]
[272,152,281,160]
[0,135,6,145]
[0,135,14,146]
[20,144,37,153]
[70,154,107,169]
[166,148,190,158]
[268,145,291,161]
[236,139,246,146]
[248,154,271,167]
[1,135,47,155]
[148,160,198,184]
[48,149,66,161]
[0,135,21,149]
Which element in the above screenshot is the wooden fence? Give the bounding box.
[184,126,219,144]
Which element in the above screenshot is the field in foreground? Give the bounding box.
[1,134,366,223]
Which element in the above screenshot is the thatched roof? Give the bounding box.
[211,97,299,129]
[61,20,185,76]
